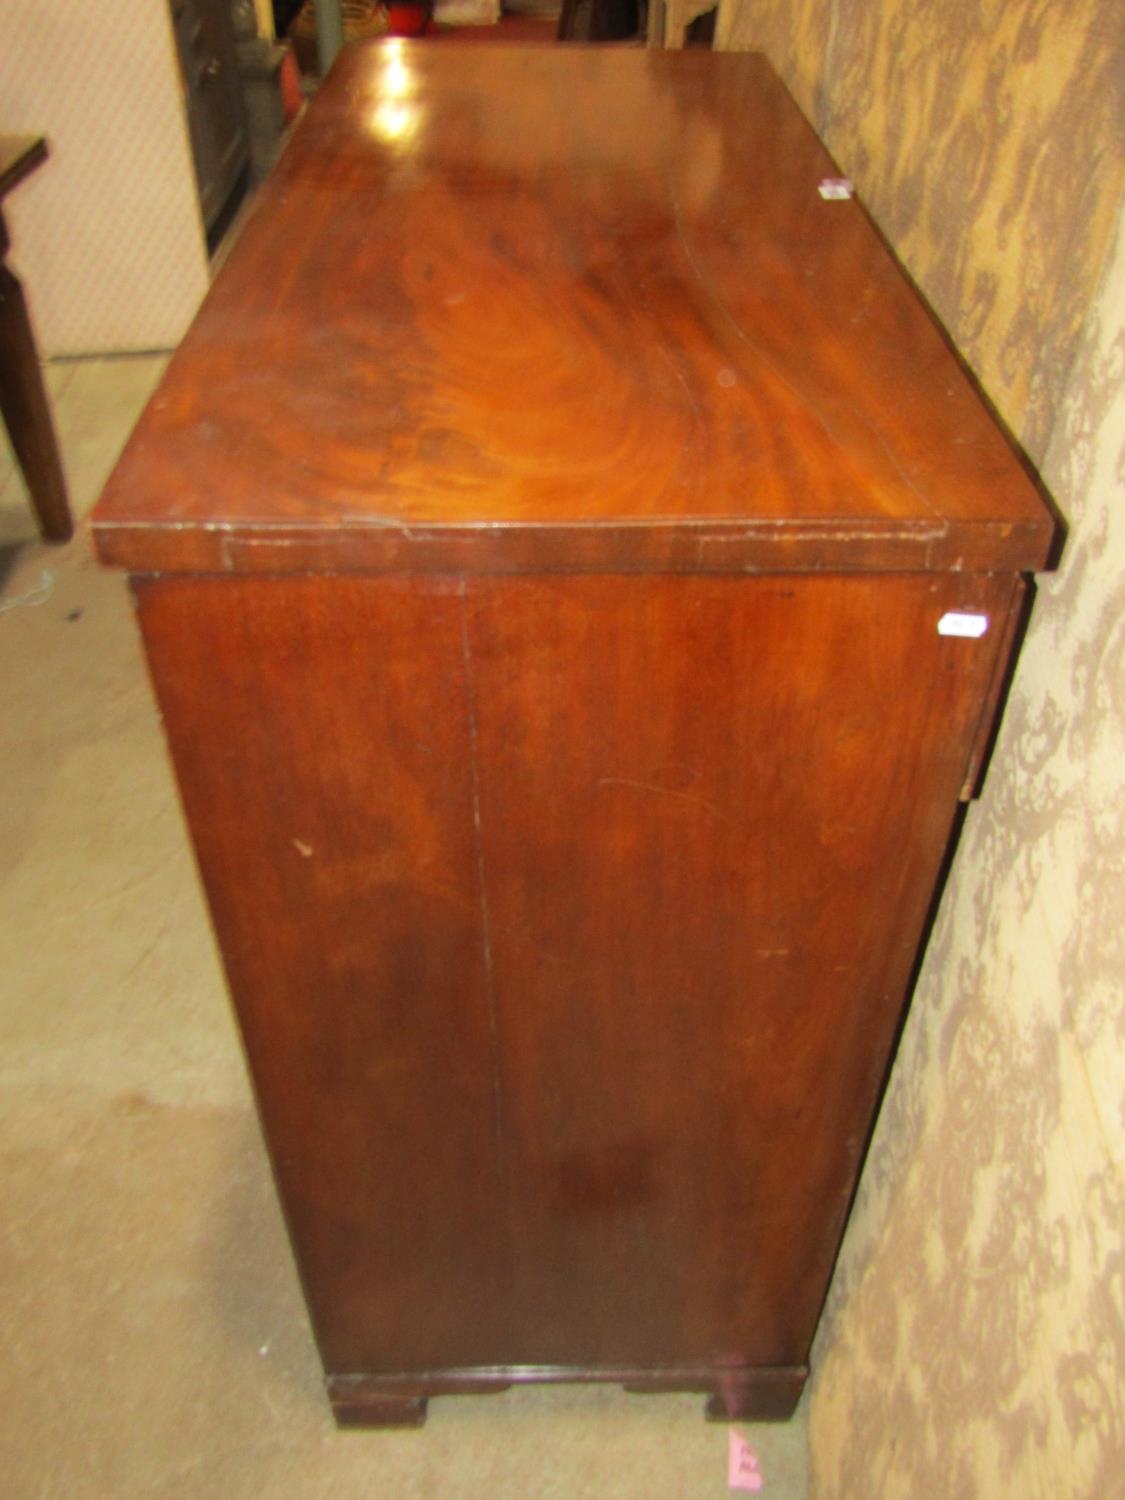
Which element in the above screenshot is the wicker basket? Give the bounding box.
[290,1,389,71]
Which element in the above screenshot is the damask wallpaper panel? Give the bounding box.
[719,0,1125,462]
[820,0,1125,461]
[807,198,1125,1500]
[716,3,1125,1494]
[716,0,837,130]
[0,0,210,355]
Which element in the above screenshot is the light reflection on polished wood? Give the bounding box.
[94,47,1052,577]
[94,47,1057,1430]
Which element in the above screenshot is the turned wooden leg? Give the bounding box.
[0,255,72,543]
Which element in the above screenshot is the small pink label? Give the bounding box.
[728,1429,764,1491]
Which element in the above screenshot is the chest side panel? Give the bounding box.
[463,570,1017,1366]
[135,568,1018,1378]
[136,574,506,1372]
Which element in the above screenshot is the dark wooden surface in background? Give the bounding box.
[0,134,73,543]
[93,46,1052,576]
[0,136,48,199]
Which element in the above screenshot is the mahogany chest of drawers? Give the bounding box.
[93,45,1055,1426]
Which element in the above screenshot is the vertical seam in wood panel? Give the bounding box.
[458,579,507,1196]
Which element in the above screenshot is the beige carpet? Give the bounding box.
[0,356,809,1499]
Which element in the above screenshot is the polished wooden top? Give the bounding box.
[93,46,1054,575]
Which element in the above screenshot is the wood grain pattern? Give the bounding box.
[97,48,1058,1427]
[463,571,1017,1369]
[92,46,1053,576]
[134,568,1018,1417]
[136,575,509,1374]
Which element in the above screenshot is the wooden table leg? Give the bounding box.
[0,255,72,543]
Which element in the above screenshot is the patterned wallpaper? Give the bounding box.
[0,1,210,355]
[719,0,1125,463]
[717,3,1125,1495]
[810,189,1125,1500]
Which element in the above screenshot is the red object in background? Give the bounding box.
[279,45,304,123]
[386,2,433,35]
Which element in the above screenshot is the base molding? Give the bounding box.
[326,1362,807,1429]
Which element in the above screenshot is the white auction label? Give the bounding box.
[938,611,990,638]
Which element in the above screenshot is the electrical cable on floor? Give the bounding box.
[0,569,55,614]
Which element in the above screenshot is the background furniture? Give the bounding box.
[169,0,249,235]
[0,135,71,544]
[557,0,639,41]
[92,47,1055,1428]
[647,0,717,46]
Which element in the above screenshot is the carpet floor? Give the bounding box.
[0,369,808,1495]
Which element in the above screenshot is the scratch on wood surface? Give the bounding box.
[630,264,705,489]
[458,581,506,1193]
[595,776,718,815]
[695,523,945,545]
[219,517,420,570]
[667,172,944,522]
